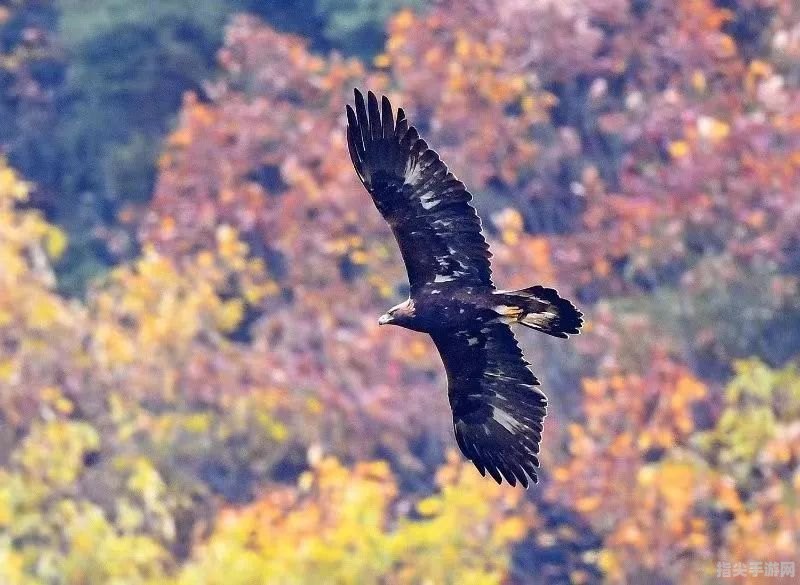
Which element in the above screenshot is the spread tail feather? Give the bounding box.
[494,286,582,338]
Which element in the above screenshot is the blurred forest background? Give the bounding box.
[0,0,799,583]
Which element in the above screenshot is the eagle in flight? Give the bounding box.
[346,90,582,487]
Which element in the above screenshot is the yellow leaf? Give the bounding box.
[691,70,706,93]
[268,421,288,441]
[687,532,707,548]
[196,250,215,268]
[216,224,246,260]
[697,116,730,142]
[675,375,707,399]
[409,340,428,358]
[44,225,68,260]
[306,397,323,414]
[749,59,772,77]
[0,360,14,382]
[416,496,442,517]
[668,140,690,159]
[350,250,368,265]
[552,467,570,482]
[55,396,74,415]
[598,550,621,577]
[575,495,601,513]
[717,34,736,58]
[393,9,414,30]
[26,296,60,329]
[496,517,527,540]
[521,95,536,113]
[0,166,29,201]
[298,470,314,491]
[502,229,520,245]
[637,465,656,486]
[216,298,244,333]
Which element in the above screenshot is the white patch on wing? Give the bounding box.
[491,407,525,434]
[485,369,516,382]
[434,274,455,283]
[494,305,522,317]
[405,160,422,185]
[420,190,440,210]
[467,337,479,346]
[521,311,556,327]
[447,248,472,272]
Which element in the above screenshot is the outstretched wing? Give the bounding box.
[430,322,546,488]
[346,89,493,292]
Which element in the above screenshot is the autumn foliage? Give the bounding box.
[1,0,800,583]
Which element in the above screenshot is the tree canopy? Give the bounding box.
[1,0,799,583]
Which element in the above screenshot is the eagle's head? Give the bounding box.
[378,298,416,327]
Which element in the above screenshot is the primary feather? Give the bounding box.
[346,89,493,293]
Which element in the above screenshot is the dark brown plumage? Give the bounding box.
[346,89,582,487]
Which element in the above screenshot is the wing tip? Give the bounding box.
[468,451,539,489]
[346,88,417,189]
[348,88,407,137]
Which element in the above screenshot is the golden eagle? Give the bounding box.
[346,90,582,487]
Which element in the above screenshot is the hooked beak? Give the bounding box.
[378,313,393,326]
